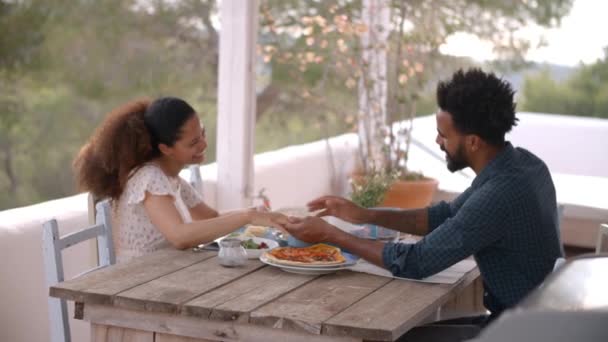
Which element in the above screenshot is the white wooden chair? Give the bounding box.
[596,224,608,254]
[557,204,566,253]
[42,199,115,342]
[554,204,566,266]
[189,164,204,195]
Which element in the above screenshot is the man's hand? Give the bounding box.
[282,215,386,267]
[282,216,339,244]
[307,196,370,224]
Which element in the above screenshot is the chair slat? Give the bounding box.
[96,200,115,266]
[42,197,115,342]
[57,224,105,250]
[43,220,71,342]
[596,224,608,254]
[189,164,204,195]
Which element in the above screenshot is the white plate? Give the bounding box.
[259,253,356,275]
[236,237,279,259]
[260,248,359,268]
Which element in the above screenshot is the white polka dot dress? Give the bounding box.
[112,164,203,263]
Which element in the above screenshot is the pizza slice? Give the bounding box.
[264,243,346,266]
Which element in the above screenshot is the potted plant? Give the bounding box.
[349,171,400,241]
[350,170,396,209]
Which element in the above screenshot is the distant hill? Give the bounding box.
[495,62,576,97]
[420,56,577,96]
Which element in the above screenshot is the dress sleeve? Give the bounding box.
[179,178,204,208]
[124,166,176,205]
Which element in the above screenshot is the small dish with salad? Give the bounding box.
[233,236,278,259]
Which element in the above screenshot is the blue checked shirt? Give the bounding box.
[382,142,562,315]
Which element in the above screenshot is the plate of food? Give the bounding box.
[260,258,354,275]
[260,244,358,274]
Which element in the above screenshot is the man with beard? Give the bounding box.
[278,69,562,340]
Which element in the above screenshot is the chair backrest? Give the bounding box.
[42,199,115,342]
[87,192,99,225]
[550,205,567,272]
[596,224,608,254]
[556,204,566,257]
[188,164,204,195]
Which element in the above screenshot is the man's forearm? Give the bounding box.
[327,228,385,267]
[365,208,429,236]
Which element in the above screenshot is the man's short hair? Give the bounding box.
[436,68,518,146]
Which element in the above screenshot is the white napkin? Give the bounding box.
[350,259,477,284]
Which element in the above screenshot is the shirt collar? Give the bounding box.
[471,142,515,188]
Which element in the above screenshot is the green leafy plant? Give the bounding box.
[350,171,397,208]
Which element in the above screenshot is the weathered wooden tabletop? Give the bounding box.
[50,248,480,341]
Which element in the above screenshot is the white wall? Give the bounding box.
[253,134,359,209]
[507,113,608,178]
[0,195,94,342]
[409,112,608,179]
[184,134,360,211]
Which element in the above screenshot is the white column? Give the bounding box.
[216,0,259,211]
[358,0,390,171]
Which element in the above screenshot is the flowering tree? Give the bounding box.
[258,0,572,178]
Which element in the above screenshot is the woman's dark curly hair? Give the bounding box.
[436,68,518,146]
[73,97,195,200]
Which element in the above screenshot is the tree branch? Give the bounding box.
[0,142,17,195]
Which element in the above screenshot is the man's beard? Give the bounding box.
[443,143,468,172]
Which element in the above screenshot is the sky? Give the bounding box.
[440,0,608,66]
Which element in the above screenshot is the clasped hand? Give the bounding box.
[268,196,368,244]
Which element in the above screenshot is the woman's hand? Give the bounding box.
[307,196,370,224]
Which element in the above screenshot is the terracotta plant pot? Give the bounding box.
[380,178,439,209]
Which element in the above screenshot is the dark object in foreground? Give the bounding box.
[471,254,608,342]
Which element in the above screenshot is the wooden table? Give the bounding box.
[50,248,481,342]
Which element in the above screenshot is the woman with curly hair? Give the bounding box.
[74,97,285,262]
